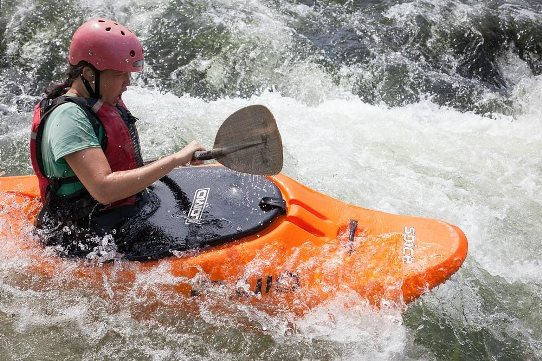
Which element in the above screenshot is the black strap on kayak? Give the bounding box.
[348,219,358,255]
[259,197,286,214]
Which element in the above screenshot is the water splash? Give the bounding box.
[1,0,542,360]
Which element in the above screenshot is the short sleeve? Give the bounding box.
[46,103,101,162]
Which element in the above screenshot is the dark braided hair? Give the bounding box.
[44,62,88,99]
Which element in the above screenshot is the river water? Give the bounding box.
[1,0,541,360]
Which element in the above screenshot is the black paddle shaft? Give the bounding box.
[193,139,264,160]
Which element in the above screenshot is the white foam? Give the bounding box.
[124,77,542,289]
[2,0,542,358]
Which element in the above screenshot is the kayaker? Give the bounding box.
[30,18,206,257]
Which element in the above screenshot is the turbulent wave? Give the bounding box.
[1,0,542,113]
[1,1,541,360]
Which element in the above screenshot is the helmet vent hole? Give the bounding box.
[121,31,125,36]
[98,20,105,22]
[130,50,135,57]
[105,27,111,31]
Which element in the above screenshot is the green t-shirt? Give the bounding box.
[41,98,104,196]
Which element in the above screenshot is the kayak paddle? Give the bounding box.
[193,105,283,175]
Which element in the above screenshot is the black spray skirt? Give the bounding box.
[36,167,285,261]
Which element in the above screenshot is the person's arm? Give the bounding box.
[64,140,204,205]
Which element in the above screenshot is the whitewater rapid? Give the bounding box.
[124,78,541,281]
[2,0,542,358]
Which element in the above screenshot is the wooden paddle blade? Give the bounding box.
[213,105,283,175]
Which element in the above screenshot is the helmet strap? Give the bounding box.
[80,68,100,99]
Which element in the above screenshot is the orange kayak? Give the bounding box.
[0,166,467,315]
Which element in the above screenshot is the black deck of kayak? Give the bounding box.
[118,166,285,260]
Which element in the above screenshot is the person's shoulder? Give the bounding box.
[46,99,92,127]
[45,98,102,160]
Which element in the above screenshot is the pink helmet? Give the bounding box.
[69,18,144,72]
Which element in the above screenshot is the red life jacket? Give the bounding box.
[30,96,143,207]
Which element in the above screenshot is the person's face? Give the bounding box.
[99,70,131,106]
